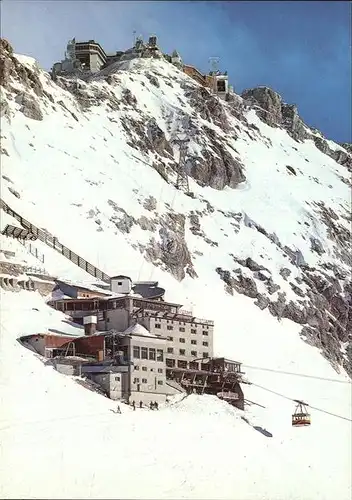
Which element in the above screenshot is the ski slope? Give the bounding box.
[0,50,351,499]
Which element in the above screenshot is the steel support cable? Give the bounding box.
[250,382,352,422]
[127,152,167,282]
[242,364,351,384]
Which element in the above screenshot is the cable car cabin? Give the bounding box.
[292,401,311,427]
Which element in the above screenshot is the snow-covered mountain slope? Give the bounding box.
[0,289,351,500]
[0,39,351,499]
[1,39,351,372]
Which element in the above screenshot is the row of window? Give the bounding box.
[133,378,163,385]
[167,337,208,346]
[166,359,200,369]
[167,348,209,357]
[133,346,163,361]
[156,324,209,335]
[163,320,211,329]
[134,366,163,373]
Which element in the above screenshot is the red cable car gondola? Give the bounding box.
[292,400,311,427]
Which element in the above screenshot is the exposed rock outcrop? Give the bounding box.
[241,85,352,168]
[241,87,307,142]
[143,196,157,211]
[0,39,43,96]
[15,92,43,121]
[313,136,352,172]
[216,267,258,298]
[147,118,173,156]
[0,96,10,120]
[186,86,231,131]
[188,139,245,190]
[340,142,352,155]
[146,213,197,281]
[108,200,136,234]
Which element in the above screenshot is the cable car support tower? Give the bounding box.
[174,137,190,194]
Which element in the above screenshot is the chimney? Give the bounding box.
[83,315,97,336]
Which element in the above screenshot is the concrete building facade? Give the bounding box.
[122,324,167,404]
[68,323,168,404]
[49,293,214,369]
[74,40,107,72]
[137,313,214,369]
[96,296,214,369]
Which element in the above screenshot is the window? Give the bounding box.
[133,346,140,359]
[179,338,185,343]
[149,348,156,361]
[217,80,226,92]
[191,351,197,356]
[115,376,120,382]
[133,378,140,383]
[167,347,174,354]
[150,368,154,372]
[157,380,163,385]
[117,281,122,286]
[157,349,164,362]
[142,378,147,384]
[141,347,148,360]
[178,360,187,369]
[155,324,161,329]
[179,349,186,356]
[167,325,173,330]
[191,340,197,345]
[179,327,185,332]
[134,365,140,371]
[166,358,175,368]
[158,368,163,373]
[142,367,147,371]
[202,341,208,347]
[167,336,173,341]
[202,331,208,336]
[191,329,197,334]
[203,352,209,358]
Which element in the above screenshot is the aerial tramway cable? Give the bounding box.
[241,364,351,384]
[249,382,352,423]
[126,152,166,282]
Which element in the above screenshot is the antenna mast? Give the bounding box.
[208,56,220,94]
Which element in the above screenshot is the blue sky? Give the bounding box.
[2,1,351,142]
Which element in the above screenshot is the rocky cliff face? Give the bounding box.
[1,38,351,377]
[241,87,308,142]
[241,85,352,174]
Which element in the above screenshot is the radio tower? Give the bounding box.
[174,138,190,193]
[208,56,220,94]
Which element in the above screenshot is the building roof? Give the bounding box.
[142,310,214,325]
[56,278,111,295]
[123,323,154,337]
[110,275,132,281]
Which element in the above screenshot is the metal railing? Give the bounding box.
[18,239,45,264]
[1,199,111,283]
